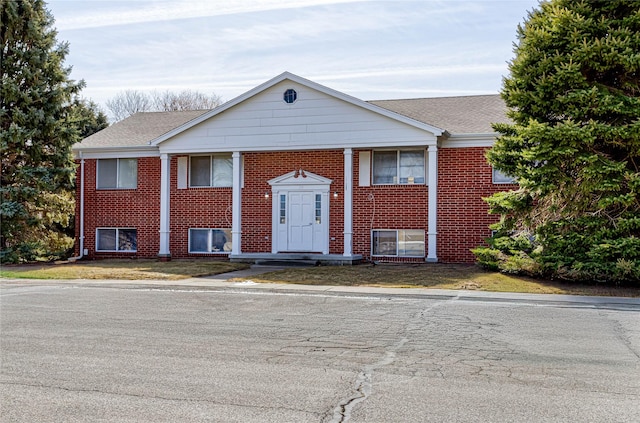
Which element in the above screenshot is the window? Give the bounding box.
[492,167,516,184]
[96,228,137,252]
[372,229,425,257]
[279,195,286,224]
[283,89,297,104]
[97,158,137,189]
[189,228,232,253]
[373,150,425,185]
[315,194,322,224]
[190,155,232,187]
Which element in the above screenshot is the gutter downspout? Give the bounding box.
[69,152,85,261]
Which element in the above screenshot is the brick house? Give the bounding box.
[72,72,515,264]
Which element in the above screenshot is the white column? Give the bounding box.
[231,151,242,255]
[343,148,353,257]
[158,153,171,259]
[427,145,438,262]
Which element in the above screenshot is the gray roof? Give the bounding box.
[369,94,509,134]
[74,110,209,149]
[74,95,508,150]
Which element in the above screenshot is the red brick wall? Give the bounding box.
[169,155,233,258]
[77,157,161,259]
[75,148,514,263]
[352,149,429,263]
[241,151,345,254]
[437,147,516,262]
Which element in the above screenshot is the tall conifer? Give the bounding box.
[479,0,640,282]
[1,0,85,261]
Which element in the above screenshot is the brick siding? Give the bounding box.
[76,148,514,263]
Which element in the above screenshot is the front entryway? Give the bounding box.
[268,170,332,254]
[287,191,315,251]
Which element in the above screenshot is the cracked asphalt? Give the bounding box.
[1,281,639,422]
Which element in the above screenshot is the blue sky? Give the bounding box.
[47,0,540,110]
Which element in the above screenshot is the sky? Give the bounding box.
[46,0,540,114]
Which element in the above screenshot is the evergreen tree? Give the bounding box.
[1,0,86,262]
[476,0,640,283]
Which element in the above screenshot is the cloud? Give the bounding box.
[52,0,370,30]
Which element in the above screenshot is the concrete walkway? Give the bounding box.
[2,264,639,308]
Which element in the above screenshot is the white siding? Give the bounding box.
[159,81,437,154]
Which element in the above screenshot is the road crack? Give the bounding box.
[326,338,408,423]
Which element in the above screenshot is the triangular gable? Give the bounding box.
[268,169,333,187]
[151,72,444,152]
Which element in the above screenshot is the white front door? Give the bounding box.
[287,191,315,251]
[269,170,331,254]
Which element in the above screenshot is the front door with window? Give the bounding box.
[287,191,315,251]
[269,170,332,254]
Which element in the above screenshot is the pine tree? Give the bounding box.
[477,0,640,283]
[1,0,86,262]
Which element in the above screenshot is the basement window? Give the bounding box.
[96,228,137,252]
[372,229,424,257]
[189,228,232,253]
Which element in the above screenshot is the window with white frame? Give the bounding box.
[372,229,425,257]
[189,228,232,253]
[492,167,516,184]
[97,158,137,189]
[189,155,232,187]
[96,228,137,252]
[372,150,425,185]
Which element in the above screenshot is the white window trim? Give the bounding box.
[188,228,232,254]
[95,227,137,252]
[492,167,517,184]
[371,229,425,258]
[372,149,427,186]
[96,158,137,190]
[188,154,233,188]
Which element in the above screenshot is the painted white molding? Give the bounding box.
[73,148,160,159]
[158,153,171,257]
[427,145,438,262]
[231,152,242,255]
[441,133,497,148]
[177,157,188,189]
[343,148,353,257]
[358,151,371,187]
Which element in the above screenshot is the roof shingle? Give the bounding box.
[74,95,509,150]
[369,94,509,134]
[74,110,209,149]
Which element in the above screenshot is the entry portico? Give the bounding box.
[152,72,442,263]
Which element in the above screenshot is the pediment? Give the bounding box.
[268,169,332,187]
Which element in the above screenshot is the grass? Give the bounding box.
[0,259,249,281]
[1,260,638,297]
[244,263,640,297]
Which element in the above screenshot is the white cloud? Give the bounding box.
[49,0,540,106]
[52,0,371,30]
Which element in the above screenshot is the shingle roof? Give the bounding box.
[74,110,209,149]
[369,94,509,134]
[74,94,509,150]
